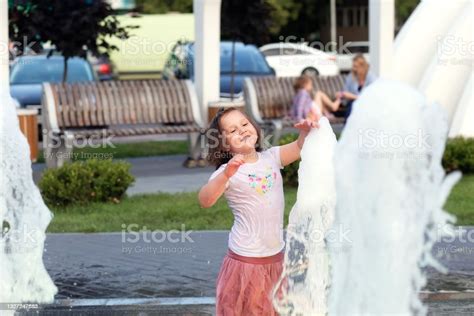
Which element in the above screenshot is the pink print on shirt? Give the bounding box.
[248,166,277,195]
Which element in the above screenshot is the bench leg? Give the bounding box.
[271,120,283,146]
[183,132,206,168]
[188,132,203,160]
[44,132,74,168]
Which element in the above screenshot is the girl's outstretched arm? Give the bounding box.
[198,172,230,208]
[279,119,318,167]
[198,154,245,208]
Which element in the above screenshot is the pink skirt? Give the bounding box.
[215,249,284,316]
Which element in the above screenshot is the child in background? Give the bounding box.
[199,107,317,315]
[291,75,341,122]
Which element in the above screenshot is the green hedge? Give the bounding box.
[39,159,135,207]
[280,135,474,187]
[443,137,474,174]
[279,134,300,187]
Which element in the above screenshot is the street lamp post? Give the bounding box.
[330,0,336,51]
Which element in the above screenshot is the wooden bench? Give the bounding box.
[42,79,205,168]
[243,75,346,144]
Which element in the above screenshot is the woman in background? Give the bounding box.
[340,54,377,118]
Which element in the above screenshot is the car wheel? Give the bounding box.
[302,67,319,77]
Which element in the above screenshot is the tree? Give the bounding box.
[221,0,276,99]
[272,0,332,43]
[9,0,136,82]
[135,0,193,14]
[266,0,301,35]
[396,0,420,28]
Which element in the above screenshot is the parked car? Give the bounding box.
[10,55,96,109]
[259,43,339,77]
[163,41,275,99]
[333,41,370,73]
[88,53,117,81]
[42,43,115,81]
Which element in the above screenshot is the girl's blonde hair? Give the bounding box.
[293,75,313,92]
[352,53,369,77]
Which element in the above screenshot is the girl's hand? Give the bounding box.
[294,119,318,149]
[294,119,319,135]
[224,154,245,178]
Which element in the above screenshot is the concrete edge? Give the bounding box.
[420,290,474,301]
[52,297,215,307]
[6,292,474,311]
[46,230,231,235]
[46,227,474,235]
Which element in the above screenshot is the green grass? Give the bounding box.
[47,188,296,233]
[47,175,474,232]
[37,140,188,163]
[444,175,474,226]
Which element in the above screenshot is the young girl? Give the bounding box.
[198,107,317,315]
[291,75,341,122]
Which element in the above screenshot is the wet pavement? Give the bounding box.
[6,228,474,315]
[41,228,474,300]
[14,299,474,316]
[43,231,227,299]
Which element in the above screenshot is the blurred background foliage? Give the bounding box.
[135,0,420,42]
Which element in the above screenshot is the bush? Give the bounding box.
[279,134,474,187]
[39,159,135,207]
[443,137,474,174]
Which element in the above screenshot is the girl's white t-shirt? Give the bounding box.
[209,146,285,257]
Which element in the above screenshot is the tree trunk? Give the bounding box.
[230,40,236,101]
[62,57,68,82]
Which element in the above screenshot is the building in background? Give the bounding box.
[108,13,194,79]
[320,0,368,45]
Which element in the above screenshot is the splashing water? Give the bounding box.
[328,80,460,315]
[0,93,57,308]
[274,79,461,315]
[273,117,337,315]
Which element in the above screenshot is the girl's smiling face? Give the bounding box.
[219,110,258,154]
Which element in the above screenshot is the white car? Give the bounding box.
[259,43,340,77]
[333,41,370,73]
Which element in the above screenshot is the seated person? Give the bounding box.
[290,75,341,122]
[339,54,377,118]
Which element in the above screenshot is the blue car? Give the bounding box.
[163,41,275,99]
[10,55,96,108]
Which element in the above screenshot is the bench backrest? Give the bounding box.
[245,75,345,120]
[44,79,199,129]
